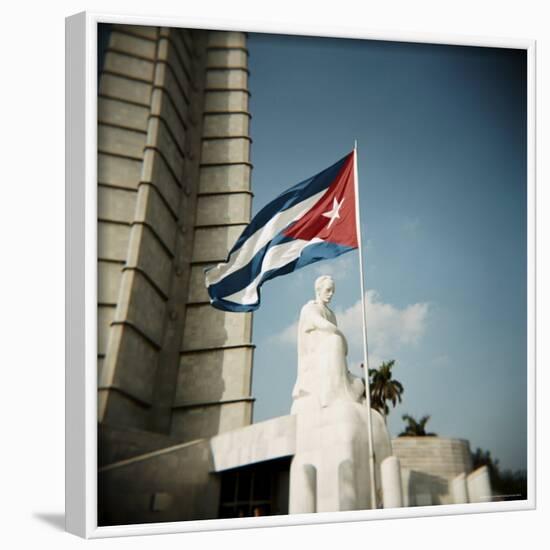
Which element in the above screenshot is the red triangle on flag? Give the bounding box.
[283,152,358,248]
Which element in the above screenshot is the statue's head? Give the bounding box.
[315,275,335,304]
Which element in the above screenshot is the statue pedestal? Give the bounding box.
[289,396,392,513]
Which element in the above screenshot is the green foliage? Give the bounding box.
[398,414,437,437]
[367,360,404,417]
[471,447,527,501]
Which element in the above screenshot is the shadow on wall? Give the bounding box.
[170,305,229,441]
[33,513,65,532]
[98,439,221,526]
[406,470,448,506]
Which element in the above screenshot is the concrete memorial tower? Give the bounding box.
[97,25,255,524]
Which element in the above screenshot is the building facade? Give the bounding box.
[97,24,255,524]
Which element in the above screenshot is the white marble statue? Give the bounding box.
[291,275,364,411]
[288,275,396,513]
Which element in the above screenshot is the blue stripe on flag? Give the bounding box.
[208,240,355,312]
[207,233,294,299]
[227,154,350,256]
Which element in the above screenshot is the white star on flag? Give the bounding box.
[322,197,345,228]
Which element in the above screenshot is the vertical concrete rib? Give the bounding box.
[147,28,209,433]
[98,26,162,430]
[171,31,255,441]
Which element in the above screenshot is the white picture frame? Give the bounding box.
[65,10,536,539]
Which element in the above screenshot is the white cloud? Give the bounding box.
[278,319,298,345]
[312,253,354,281]
[431,354,451,368]
[274,289,430,370]
[337,290,429,360]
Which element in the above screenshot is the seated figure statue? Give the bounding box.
[291,275,364,411]
[288,275,393,512]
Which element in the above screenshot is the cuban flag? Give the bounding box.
[205,150,358,312]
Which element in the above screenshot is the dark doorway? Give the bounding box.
[218,457,291,518]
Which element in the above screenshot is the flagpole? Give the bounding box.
[353,140,378,509]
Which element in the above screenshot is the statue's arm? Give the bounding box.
[302,303,349,356]
[302,304,344,336]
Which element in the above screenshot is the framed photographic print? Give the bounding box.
[65,10,536,538]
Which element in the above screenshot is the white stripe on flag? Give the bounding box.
[223,238,324,305]
[205,190,325,287]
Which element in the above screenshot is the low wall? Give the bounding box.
[392,437,473,505]
[98,438,220,525]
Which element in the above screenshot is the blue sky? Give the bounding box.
[245,33,527,472]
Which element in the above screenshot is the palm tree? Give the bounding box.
[398,414,437,437]
[366,360,404,419]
